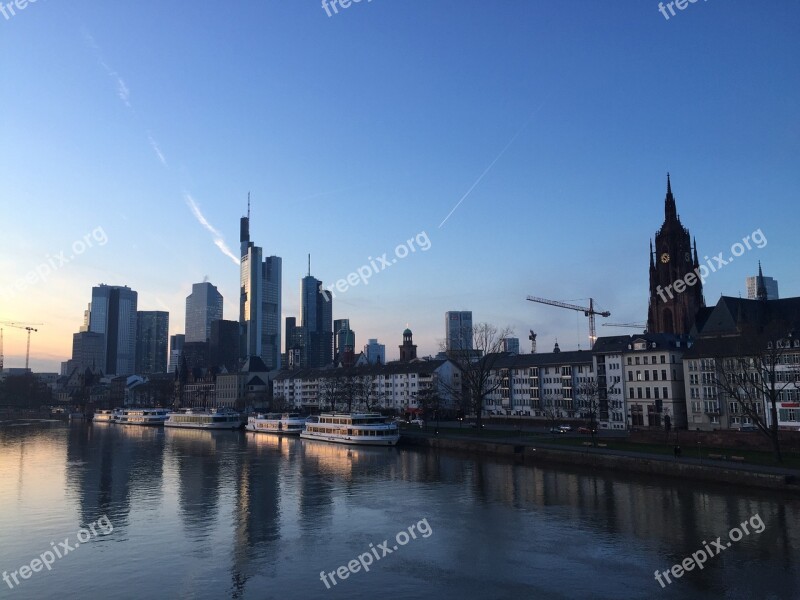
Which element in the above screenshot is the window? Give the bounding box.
[661,355,666,364]
[628,372,633,382]
[635,357,641,365]
[645,387,651,399]
[644,371,649,381]
[644,356,649,365]
[637,388,642,399]
[663,387,668,399]
[652,370,658,381]
[654,387,659,399]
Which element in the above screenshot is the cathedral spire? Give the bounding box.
[756,261,768,301]
[664,172,677,222]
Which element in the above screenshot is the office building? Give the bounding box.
[168,334,185,374]
[445,311,473,352]
[239,199,282,370]
[185,282,223,343]
[301,271,333,368]
[135,311,169,374]
[334,319,355,364]
[746,263,779,300]
[364,338,385,365]
[501,337,520,354]
[210,319,240,372]
[88,284,138,376]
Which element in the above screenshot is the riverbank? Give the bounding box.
[401,430,800,493]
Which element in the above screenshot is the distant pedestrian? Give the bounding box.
[673,445,681,458]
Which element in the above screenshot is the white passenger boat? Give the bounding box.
[92,409,118,423]
[164,407,243,430]
[300,413,399,446]
[245,412,306,435]
[116,408,170,426]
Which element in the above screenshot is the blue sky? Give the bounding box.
[1,0,798,371]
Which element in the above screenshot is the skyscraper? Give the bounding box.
[89,284,138,376]
[746,263,779,300]
[168,334,185,374]
[445,311,473,352]
[301,269,333,368]
[135,311,169,374]
[239,198,282,370]
[185,282,223,343]
[364,338,385,365]
[334,319,355,364]
[646,175,705,335]
[210,319,240,372]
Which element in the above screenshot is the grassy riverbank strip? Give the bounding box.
[400,427,800,493]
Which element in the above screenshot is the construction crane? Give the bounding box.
[0,321,43,370]
[602,322,646,330]
[526,297,610,347]
[528,330,537,354]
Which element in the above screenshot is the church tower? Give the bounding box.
[646,175,705,335]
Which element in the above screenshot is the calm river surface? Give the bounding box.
[0,420,798,599]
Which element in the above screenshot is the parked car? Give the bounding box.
[410,418,425,427]
[577,426,597,434]
[558,424,573,432]
[549,427,567,434]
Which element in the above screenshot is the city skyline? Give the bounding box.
[1,2,797,372]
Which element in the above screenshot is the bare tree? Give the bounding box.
[711,322,799,464]
[541,392,562,432]
[318,373,347,412]
[439,323,514,432]
[575,381,600,445]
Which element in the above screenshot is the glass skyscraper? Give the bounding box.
[135,311,169,374]
[185,282,223,343]
[88,284,138,376]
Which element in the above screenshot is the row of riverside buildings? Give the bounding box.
[52,176,798,432]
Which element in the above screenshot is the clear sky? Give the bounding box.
[1,0,798,372]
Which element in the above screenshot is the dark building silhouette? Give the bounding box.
[135,311,169,374]
[647,175,705,335]
[209,319,240,371]
[399,328,417,362]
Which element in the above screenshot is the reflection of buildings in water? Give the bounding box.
[65,422,165,528]
[163,428,240,538]
[229,433,284,597]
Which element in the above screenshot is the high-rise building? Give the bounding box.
[135,311,169,374]
[647,175,705,335]
[210,319,240,372]
[501,337,520,354]
[334,319,355,363]
[746,263,779,300]
[69,331,105,374]
[185,282,223,343]
[239,198,282,370]
[364,338,385,365]
[168,334,185,373]
[301,271,333,368]
[445,311,473,352]
[89,284,138,376]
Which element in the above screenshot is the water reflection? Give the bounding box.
[0,422,797,599]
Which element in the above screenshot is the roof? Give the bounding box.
[482,350,593,370]
[241,356,269,373]
[273,359,454,382]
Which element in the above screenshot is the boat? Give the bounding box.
[300,413,399,446]
[164,407,243,430]
[116,408,170,426]
[91,409,118,423]
[245,412,306,435]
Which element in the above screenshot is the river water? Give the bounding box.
[0,420,798,599]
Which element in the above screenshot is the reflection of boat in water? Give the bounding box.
[301,413,399,446]
[116,408,170,426]
[300,437,396,477]
[91,409,118,423]
[165,408,243,430]
[245,413,306,435]
[68,412,86,421]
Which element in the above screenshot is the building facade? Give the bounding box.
[88,284,138,376]
[445,311,473,352]
[364,338,386,365]
[135,311,169,374]
[185,282,223,344]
